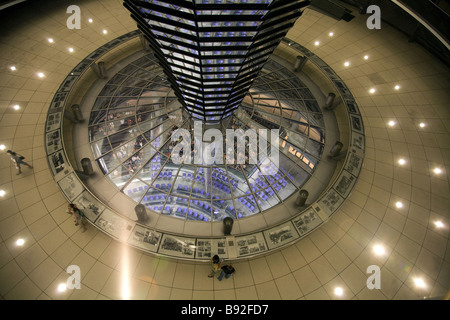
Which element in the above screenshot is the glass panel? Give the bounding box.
[255,186,280,211]
[89,124,107,142]
[92,97,111,111]
[236,194,260,217]
[99,85,118,97]
[123,179,149,203]
[187,198,212,221]
[211,166,232,200]
[142,187,171,216]
[135,149,159,183]
[89,51,328,220]
[225,165,248,198]
[213,198,236,221]
[169,165,195,199]
[106,144,152,188]
[286,165,310,188]
[190,167,212,200]
[165,194,188,220]
[90,138,110,159]
[89,110,107,126]
[97,151,121,175]
[305,139,324,159]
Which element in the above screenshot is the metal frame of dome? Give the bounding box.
[87,53,325,222]
[45,31,364,261]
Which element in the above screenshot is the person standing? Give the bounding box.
[217,265,235,281]
[68,203,87,232]
[6,150,32,175]
[208,254,224,278]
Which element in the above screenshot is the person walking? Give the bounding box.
[68,203,87,232]
[208,254,224,278]
[6,150,33,175]
[217,264,235,281]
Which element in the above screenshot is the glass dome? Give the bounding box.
[88,53,325,222]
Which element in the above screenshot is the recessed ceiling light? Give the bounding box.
[434,221,444,228]
[398,158,406,165]
[344,61,350,67]
[37,72,45,78]
[103,29,108,34]
[57,283,67,292]
[364,55,369,60]
[388,120,396,127]
[0,190,6,197]
[16,238,25,246]
[373,244,385,256]
[10,66,16,71]
[419,122,426,128]
[68,47,74,53]
[433,168,442,174]
[334,287,344,296]
[314,41,320,46]
[48,38,54,43]
[329,32,334,37]
[13,104,20,110]
[395,201,403,209]
[88,18,93,23]
[0,145,5,151]
[413,278,426,289]
[369,88,376,94]
[394,85,401,90]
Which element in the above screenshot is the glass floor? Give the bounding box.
[88,53,325,222]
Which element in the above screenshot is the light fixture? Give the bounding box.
[373,244,385,256]
[329,32,334,37]
[88,18,93,23]
[395,201,403,209]
[37,72,45,78]
[0,144,6,151]
[413,278,426,289]
[434,221,444,229]
[103,29,108,35]
[68,47,74,53]
[364,55,369,60]
[398,158,406,165]
[344,61,350,67]
[10,66,17,71]
[16,238,25,246]
[433,168,442,174]
[369,88,376,94]
[334,287,344,296]
[419,122,426,128]
[388,120,396,127]
[394,85,401,90]
[48,38,54,43]
[314,41,320,46]
[0,190,6,197]
[57,283,67,292]
[13,104,20,110]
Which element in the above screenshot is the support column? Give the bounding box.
[294,55,307,72]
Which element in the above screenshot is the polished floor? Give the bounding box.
[0,0,449,300]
